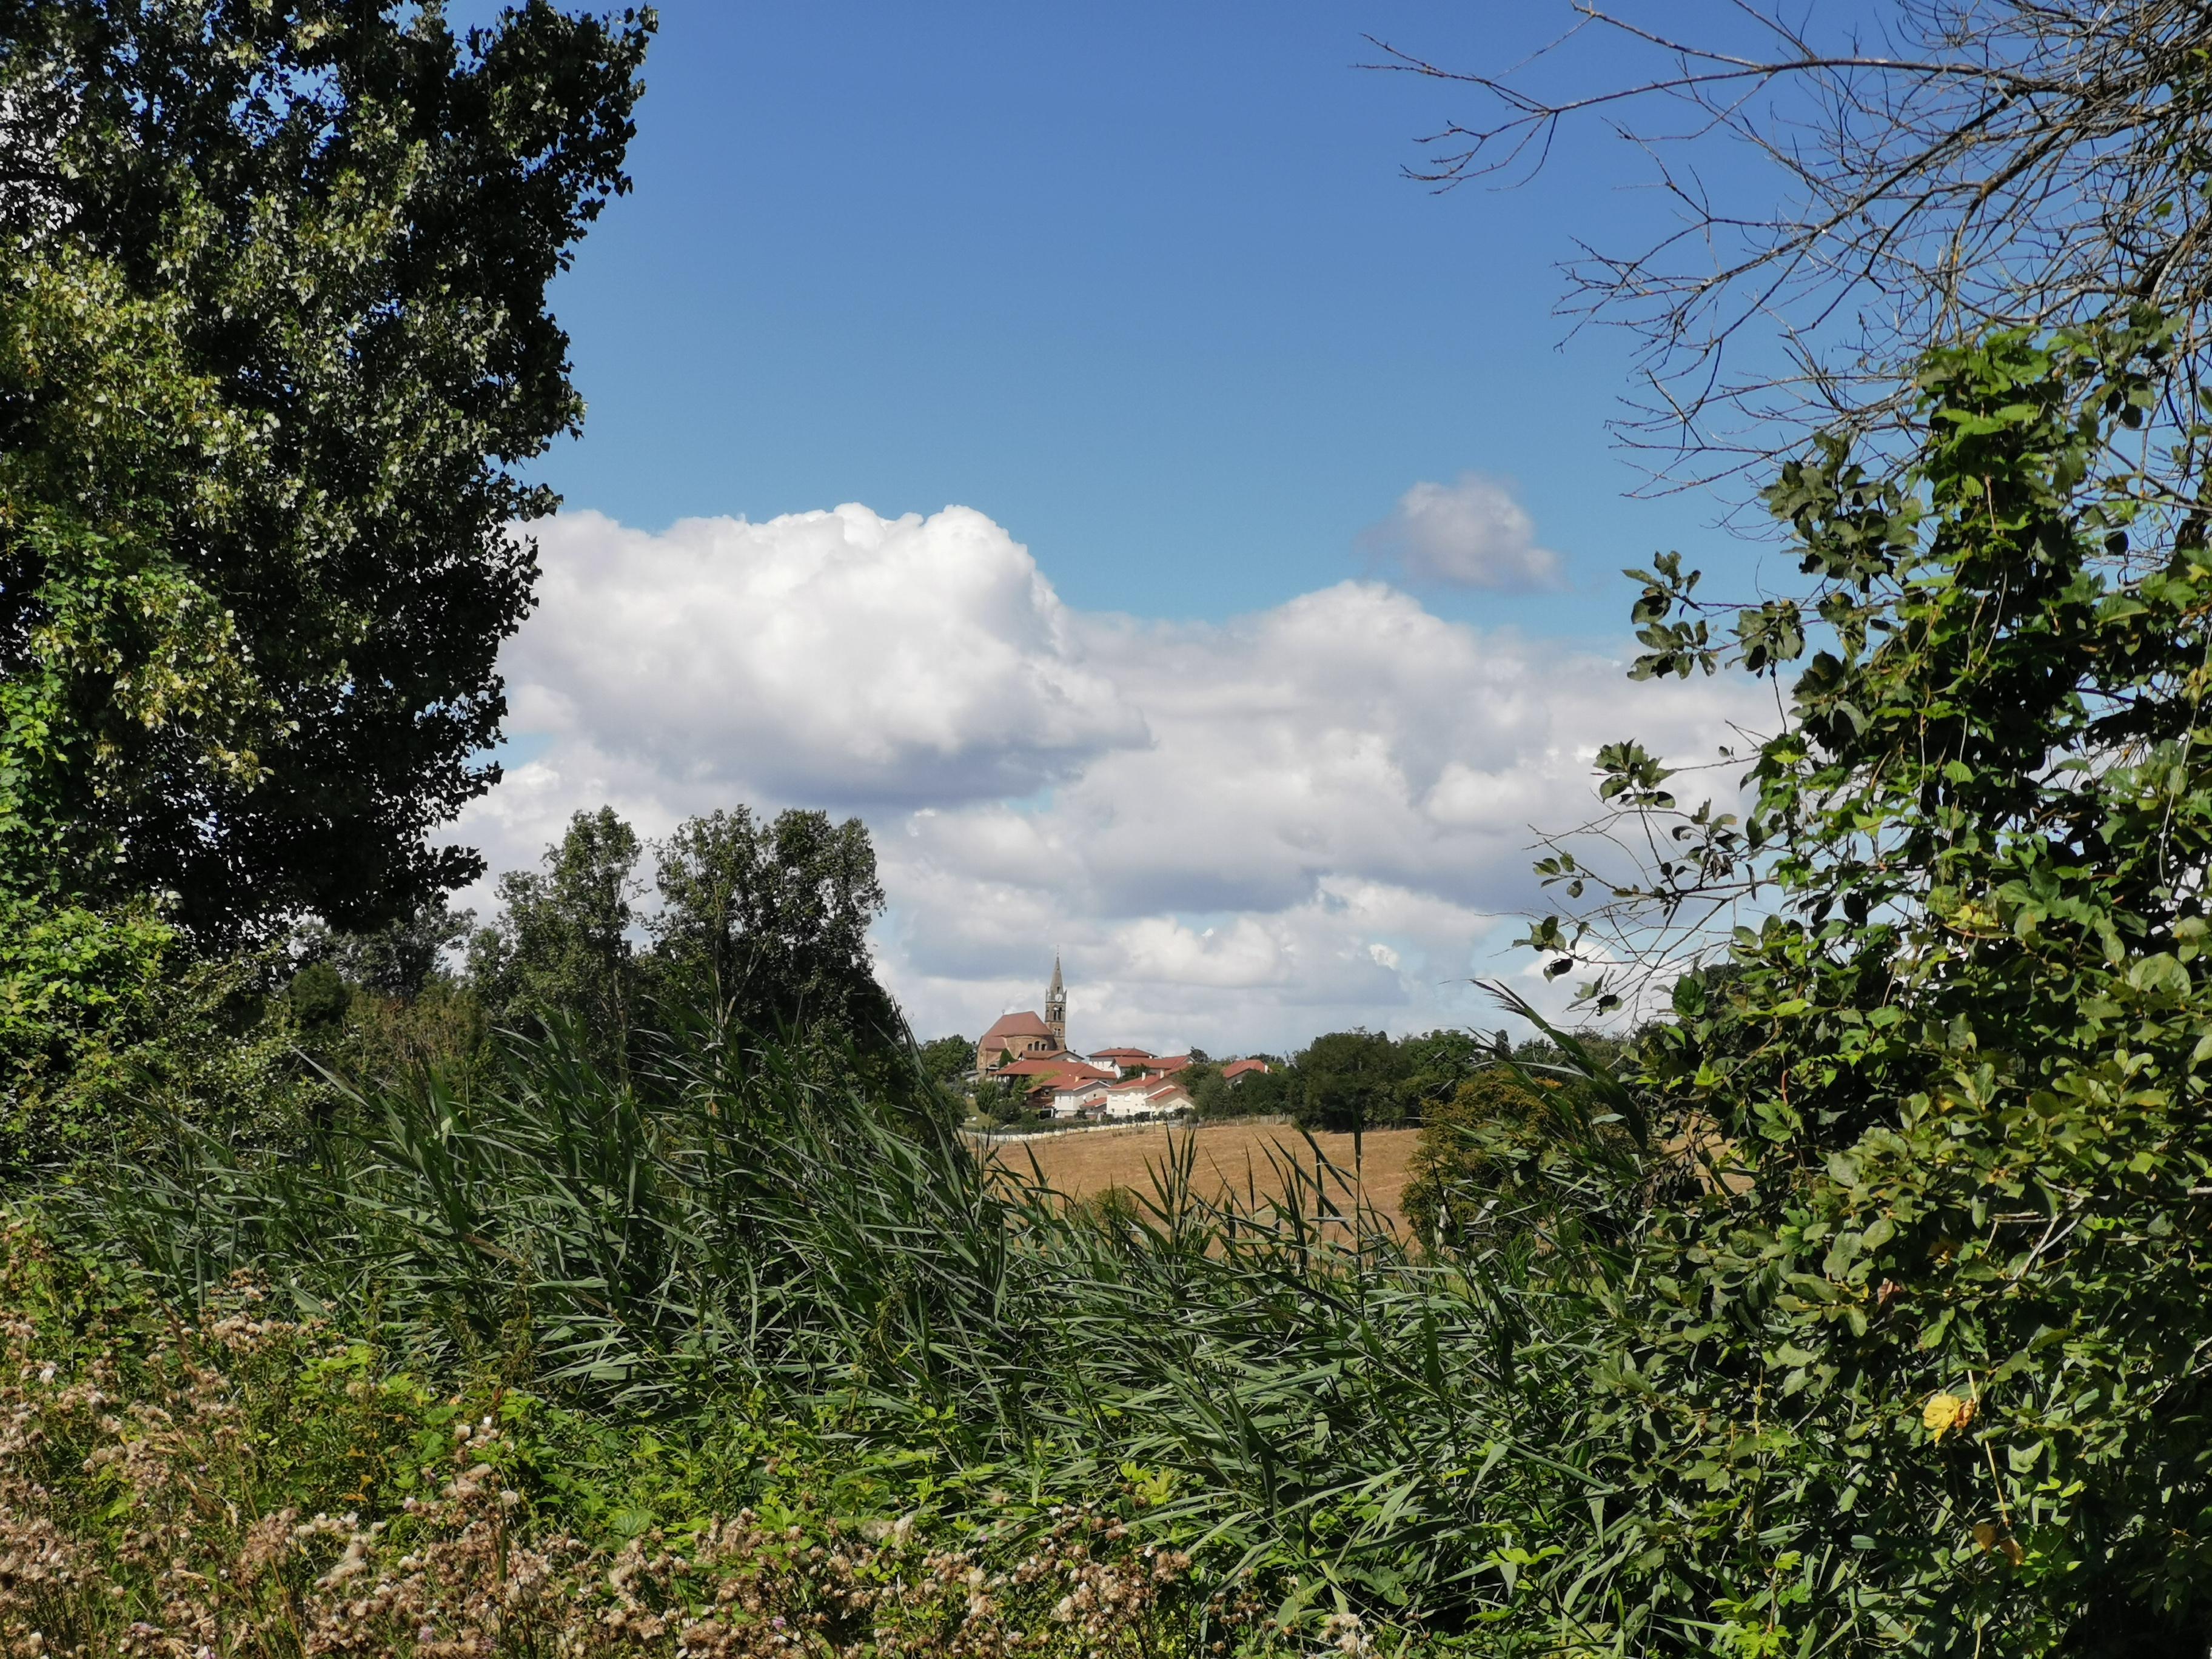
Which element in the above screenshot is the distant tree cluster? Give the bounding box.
[5,781,923,1169]
[461,803,899,1070]
[1171,1025,1627,1135]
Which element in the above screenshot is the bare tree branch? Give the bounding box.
[1370,1,2212,496]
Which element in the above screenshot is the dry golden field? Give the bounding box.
[978,1118,1421,1236]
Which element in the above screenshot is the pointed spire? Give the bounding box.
[1045,953,1067,1052]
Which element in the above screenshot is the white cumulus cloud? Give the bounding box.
[508,505,1143,806]
[452,502,1762,1054]
[1359,472,1565,591]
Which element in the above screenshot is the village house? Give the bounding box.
[1087,1047,1153,1077]
[972,962,1218,1122]
[1044,1071,1114,1119]
[1019,1061,1114,1117]
[1102,1073,1193,1120]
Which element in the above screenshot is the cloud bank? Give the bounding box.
[453,503,1759,1053]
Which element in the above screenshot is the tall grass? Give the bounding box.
[61,1015,1627,1640]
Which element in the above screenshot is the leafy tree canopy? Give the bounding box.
[1499,313,2212,1651]
[916,1034,974,1084]
[469,803,903,1076]
[648,806,897,1045]
[0,0,652,944]
[469,805,641,1060]
[292,899,471,1000]
[1293,1028,1407,1133]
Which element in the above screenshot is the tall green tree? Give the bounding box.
[1293,1029,1406,1133]
[916,1034,974,1084]
[292,898,472,1000]
[0,0,652,943]
[470,806,641,1061]
[648,806,898,1045]
[1392,1027,1480,1120]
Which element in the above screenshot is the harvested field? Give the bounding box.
[978,1118,1421,1237]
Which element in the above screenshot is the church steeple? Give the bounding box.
[1045,954,1067,1051]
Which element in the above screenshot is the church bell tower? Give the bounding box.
[1045,955,1067,1052]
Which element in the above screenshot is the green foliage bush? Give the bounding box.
[1492,317,2212,1652]
[0,1223,1268,1657]
[0,898,340,1171]
[0,896,172,1147]
[1399,1070,1567,1247]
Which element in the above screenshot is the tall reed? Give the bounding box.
[62,1015,1621,1638]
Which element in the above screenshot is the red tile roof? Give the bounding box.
[981,1010,1054,1042]
[1030,1062,1113,1084]
[1088,1047,1154,1061]
[1041,1071,1111,1094]
[1221,1058,1270,1079]
[996,1054,1082,1078]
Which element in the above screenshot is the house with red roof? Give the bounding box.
[1221,1057,1272,1085]
[995,1054,1090,1081]
[1102,1073,1195,1121]
[1087,1047,1154,1076]
[1039,1070,1116,1119]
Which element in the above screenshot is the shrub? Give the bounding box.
[0,896,173,1164]
[1400,1070,1566,1247]
[0,901,330,1173]
[0,1222,1264,1658]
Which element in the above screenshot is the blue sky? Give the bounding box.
[515,1,1769,629]
[455,2,1789,1050]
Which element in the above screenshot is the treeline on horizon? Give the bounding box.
[1,796,936,1173]
[935,1022,1618,1138]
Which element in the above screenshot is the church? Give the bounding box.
[974,957,1069,1078]
[972,961,1221,1122]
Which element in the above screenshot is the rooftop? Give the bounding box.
[997,1053,1090,1078]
